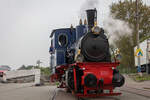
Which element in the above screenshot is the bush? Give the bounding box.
[129,73,150,82]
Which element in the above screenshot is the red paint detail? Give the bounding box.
[50,64,69,82]
[50,62,122,97]
[73,67,77,92]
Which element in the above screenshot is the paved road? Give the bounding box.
[0,83,150,100]
[0,83,55,100]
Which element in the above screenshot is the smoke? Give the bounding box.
[103,14,133,45]
[79,0,99,19]
[79,0,133,45]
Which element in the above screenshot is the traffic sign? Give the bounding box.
[135,48,143,57]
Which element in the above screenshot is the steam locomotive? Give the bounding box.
[49,8,124,98]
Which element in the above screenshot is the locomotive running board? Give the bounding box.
[75,93,122,98]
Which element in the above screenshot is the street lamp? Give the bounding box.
[36,60,42,68]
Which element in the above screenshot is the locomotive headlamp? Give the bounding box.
[92,26,101,35]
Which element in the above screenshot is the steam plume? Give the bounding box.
[103,15,133,45]
[79,0,99,19]
[79,0,133,45]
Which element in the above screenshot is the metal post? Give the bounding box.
[147,39,150,74]
[50,54,53,73]
[146,39,148,73]
[136,0,142,76]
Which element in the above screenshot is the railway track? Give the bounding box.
[49,88,58,100]
[49,88,85,100]
[120,86,150,98]
[50,88,120,100]
[50,86,150,100]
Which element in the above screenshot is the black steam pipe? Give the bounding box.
[86,8,97,32]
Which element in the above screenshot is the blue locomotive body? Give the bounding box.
[49,24,87,73]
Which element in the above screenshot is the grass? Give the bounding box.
[129,73,150,82]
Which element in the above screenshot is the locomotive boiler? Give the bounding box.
[79,9,111,62]
[49,8,125,98]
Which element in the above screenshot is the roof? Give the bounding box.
[50,30,56,38]
[49,28,75,38]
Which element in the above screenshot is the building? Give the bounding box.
[0,65,11,71]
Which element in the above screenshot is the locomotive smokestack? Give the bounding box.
[86,8,97,32]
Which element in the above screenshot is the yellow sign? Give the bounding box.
[135,48,143,57]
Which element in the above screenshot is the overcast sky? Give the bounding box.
[0,0,150,69]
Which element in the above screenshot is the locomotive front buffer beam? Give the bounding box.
[50,62,124,98]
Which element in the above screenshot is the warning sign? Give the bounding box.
[135,48,143,57]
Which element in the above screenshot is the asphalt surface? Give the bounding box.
[0,83,54,100]
[0,83,150,100]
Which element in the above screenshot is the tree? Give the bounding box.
[18,65,26,70]
[40,67,51,75]
[110,0,150,70]
[18,65,35,70]
[111,0,150,45]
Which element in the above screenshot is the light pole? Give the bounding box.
[136,0,142,76]
[146,39,148,74]
[146,38,150,74]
